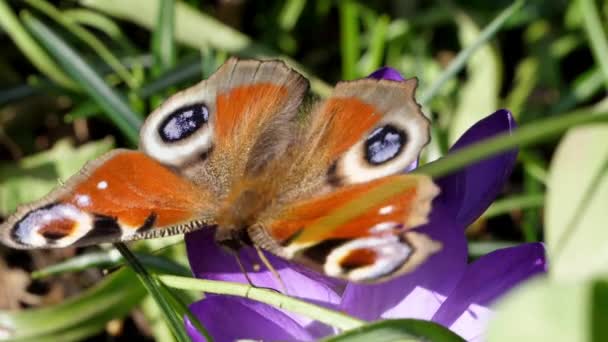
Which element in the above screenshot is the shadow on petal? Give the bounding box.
[185,295,314,342]
[340,203,468,321]
[436,109,518,228]
[431,243,546,340]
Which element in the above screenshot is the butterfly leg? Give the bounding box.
[233,253,256,287]
[255,245,288,294]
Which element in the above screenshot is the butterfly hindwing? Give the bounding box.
[253,174,440,283]
[0,150,214,249]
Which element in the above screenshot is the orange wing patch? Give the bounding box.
[1,150,213,249]
[268,174,437,245]
[215,84,288,141]
[65,151,207,229]
[314,98,381,160]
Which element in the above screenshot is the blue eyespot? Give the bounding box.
[365,125,407,165]
[158,103,209,142]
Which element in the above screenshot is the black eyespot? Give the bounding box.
[158,103,209,142]
[364,125,407,165]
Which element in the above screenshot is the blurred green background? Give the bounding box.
[0,0,606,341]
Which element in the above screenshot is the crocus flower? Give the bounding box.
[184,68,546,342]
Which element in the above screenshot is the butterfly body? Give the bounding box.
[1,58,441,283]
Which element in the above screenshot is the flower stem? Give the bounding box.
[415,109,608,178]
[158,274,366,331]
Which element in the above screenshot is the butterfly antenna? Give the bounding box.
[233,254,256,287]
[255,245,288,294]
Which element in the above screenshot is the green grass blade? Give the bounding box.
[157,279,213,341]
[115,243,192,342]
[449,9,502,143]
[0,268,145,339]
[415,108,608,179]
[468,241,519,258]
[552,67,605,114]
[31,249,191,279]
[152,0,176,76]
[25,0,139,89]
[81,0,332,96]
[159,275,365,331]
[360,14,389,75]
[279,0,306,31]
[22,12,142,144]
[0,0,77,89]
[138,56,202,98]
[579,0,608,90]
[339,0,359,80]
[482,193,544,218]
[62,8,122,38]
[321,319,465,342]
[419,0,524,105]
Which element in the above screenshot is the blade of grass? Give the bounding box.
[157,279,213,341]
[579,0,608,90]
[115,243,192,342]
[0,0,77,89]
[62,8,146,86]
[23,12,141,144]
[518,149,549,184]
[552,67,605,114]
[279,0,306,31]
[152,0,176,76]
[468,241,519,258]
[26,0,139,89]
[81,0,332,96]
[339,0,359,80]
[322,319,465,342]
[482,193,544,218]
[415,107,608,179]
[0,268,145,339]
[63,8,123,38]
[31,249,191,279]
[419,0,524,105]
[522,166,542,241]
[449,8,502,142]
[138,56,202,98]
[359,14,389,75]
[159,274,365,331]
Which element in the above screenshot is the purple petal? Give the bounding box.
[367,67,406,82]
[431,243,546,340]
[185,228,341,333]
[340,203,468,320]
[436,109,518,227]
[185,295,314,342]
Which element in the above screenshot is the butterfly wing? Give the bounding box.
[139,57,309,191]
[251,76,440,283]
[1,58,309,249]
[0,150,214,249]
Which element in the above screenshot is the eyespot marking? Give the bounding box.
[365,125,407,165]
[324,235,412,282]
[339,248,377,271]
[11,203,94,247]
[38,217,76,240]
[158,103,209,142]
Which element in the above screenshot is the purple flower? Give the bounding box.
[183,68,547,342]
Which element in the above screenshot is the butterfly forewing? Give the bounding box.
[0,150,214,249]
